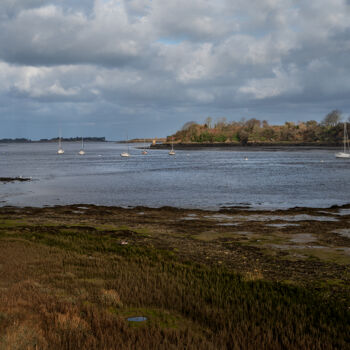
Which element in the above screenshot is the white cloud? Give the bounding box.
[1,0,350,138]
[238,66,301,99]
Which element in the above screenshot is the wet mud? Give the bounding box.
[1,203,349,287]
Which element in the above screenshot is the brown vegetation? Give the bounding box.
[0,205,349,349]
[168,113,347,145]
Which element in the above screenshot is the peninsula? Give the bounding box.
[152,111,348,149]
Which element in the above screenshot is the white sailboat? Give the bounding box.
[121,135,130,157]
[142,139,148,155]
[57,132,64,154]
[335,122,350,158]
[78,137,85,155]
[169,137,175,155]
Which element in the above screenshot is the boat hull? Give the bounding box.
[335,152,350,158]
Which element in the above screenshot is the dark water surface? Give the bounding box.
[0,142,349,209]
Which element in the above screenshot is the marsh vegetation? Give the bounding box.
[0,205,349,349]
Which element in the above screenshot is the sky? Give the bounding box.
[1,0,350,140]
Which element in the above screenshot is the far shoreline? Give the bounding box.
[150,141,342,151]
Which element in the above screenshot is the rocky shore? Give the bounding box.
[0,177,31,183]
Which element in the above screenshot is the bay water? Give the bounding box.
[1,142,349,209]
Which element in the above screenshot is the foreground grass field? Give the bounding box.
[0,205,349,349]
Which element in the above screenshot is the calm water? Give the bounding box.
[0,142,349,209]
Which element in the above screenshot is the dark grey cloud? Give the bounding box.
[0,0,350,139]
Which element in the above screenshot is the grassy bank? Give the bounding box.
[0,205,349,349]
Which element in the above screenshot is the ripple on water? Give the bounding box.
[205,214,338,222]
[204,214,233,220]
[289,234,316,243]
[337,209,350,216]
[217,223,239,226]
[266,223,300,228]
[333,229,350,238]
[237,214,339,222]
[269,244,327,250]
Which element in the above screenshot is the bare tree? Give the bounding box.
[322,110,342,126]
[181,121,197,131]
[262,120,269,128]
[205,117,212,129]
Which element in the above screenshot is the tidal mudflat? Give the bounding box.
[0,204,349,349]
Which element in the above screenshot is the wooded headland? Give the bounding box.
[163,110,348,146]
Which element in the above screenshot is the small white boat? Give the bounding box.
[335,122,350,158]
[169,137,175,156]
[120,135,130,157]
[335,152,350,158]
[78,137,85,155]
[142,139,148,155]
[57,132,64,154]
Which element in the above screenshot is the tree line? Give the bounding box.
[0,137,106,143]
[168,110,349,145]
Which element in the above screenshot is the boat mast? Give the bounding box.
[59,129,62,148]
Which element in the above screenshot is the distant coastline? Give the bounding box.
[0,137,106,143]
[150,141,342,150]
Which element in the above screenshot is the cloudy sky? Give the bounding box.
[1,0,350,140]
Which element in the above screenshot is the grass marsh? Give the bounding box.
[0,204,349,349]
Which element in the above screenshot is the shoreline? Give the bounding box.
[1,202,349,284]
[2,201,350,211]
[150,142,342,150]
[1,202,349,273]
